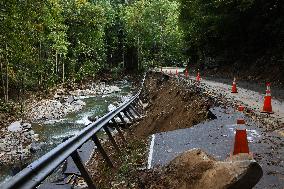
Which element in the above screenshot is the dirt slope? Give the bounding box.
[133,72,211,137]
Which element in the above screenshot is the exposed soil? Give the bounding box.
[86,71,215,188]
[133,72,210,137]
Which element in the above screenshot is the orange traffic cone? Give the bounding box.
[233,105,249,155]
[185,68,189,79]
[261,82,273,114]
[231,77,238,93]
[196,71,201,82]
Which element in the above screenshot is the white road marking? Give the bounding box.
[147,134,156,169]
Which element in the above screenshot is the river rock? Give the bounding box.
[33,134,39,141]
[121,95,131,103]
[27,99,86,121]
[108,104,117,112]
[66,96,75,104]
[26,82,123,122]
[0,120,38,166]
[0,143,5,150]
[22,123,32,129]
[7,121,23,132]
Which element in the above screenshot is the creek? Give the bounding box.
[0,80,132,184]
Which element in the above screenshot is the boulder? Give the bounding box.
[66,96,75,104]
[145,149,262,189]
[29,130,35,136]
[108,104,117,112]
[8,121,23,132]
[22,123,32,129]
[0,143,5,150]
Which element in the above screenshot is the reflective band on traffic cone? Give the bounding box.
[233,105,249,155]
[261,82,273,114]
[231,77,238,93]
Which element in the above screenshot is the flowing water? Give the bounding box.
[0,80,132,184]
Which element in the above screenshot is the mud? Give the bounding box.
[133,72,211,137]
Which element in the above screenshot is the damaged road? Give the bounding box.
[149,106,284,188]
[86,70,283,189]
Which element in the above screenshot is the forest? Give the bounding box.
[0,0,283,107]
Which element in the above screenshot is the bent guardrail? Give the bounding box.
[1,74,146,189]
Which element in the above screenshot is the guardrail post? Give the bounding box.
[117,113,127,124]
[111,118,127,143]
[122,111,133,122]
[103,125,121,153]
[129,105,141,117]
[91,135,114,168]
[125,109,136,120]
[134,99,143,111]
[71,150,97,189]
[132,102,143,115]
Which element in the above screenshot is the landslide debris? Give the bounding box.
[133,72,213,137]
[87,71,219,188]
[140,149,262,189]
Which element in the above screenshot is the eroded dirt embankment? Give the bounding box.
[87,72,215,188]
[133,72,211,137]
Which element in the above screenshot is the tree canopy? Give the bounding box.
[179,0,284,68]
[1,0,283,104]
[0,0,183,103]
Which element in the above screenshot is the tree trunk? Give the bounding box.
[5,60,9,102]
[5,45,9,102]
[62,56,65,84]
[137,36,140,70]
[55,51,58,81]
[0,60,5,99]
[122,44,125,68]
[38,41,42,87]
[20,72,26,114]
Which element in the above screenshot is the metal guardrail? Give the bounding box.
[1,73,146,189]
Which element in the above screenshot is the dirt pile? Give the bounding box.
[140,149,263,189]
[133,72,212,137]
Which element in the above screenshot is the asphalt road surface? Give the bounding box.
[148,106,284,188]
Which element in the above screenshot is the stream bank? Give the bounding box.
[0,78,135,184]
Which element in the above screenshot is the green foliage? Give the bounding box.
[179,0,284,66]
[110,63,124,80]
[0,100,16,114]
[122,0,185,68]
[0,0,186,102]
[0,0,113,99]
[64,0,110,80]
